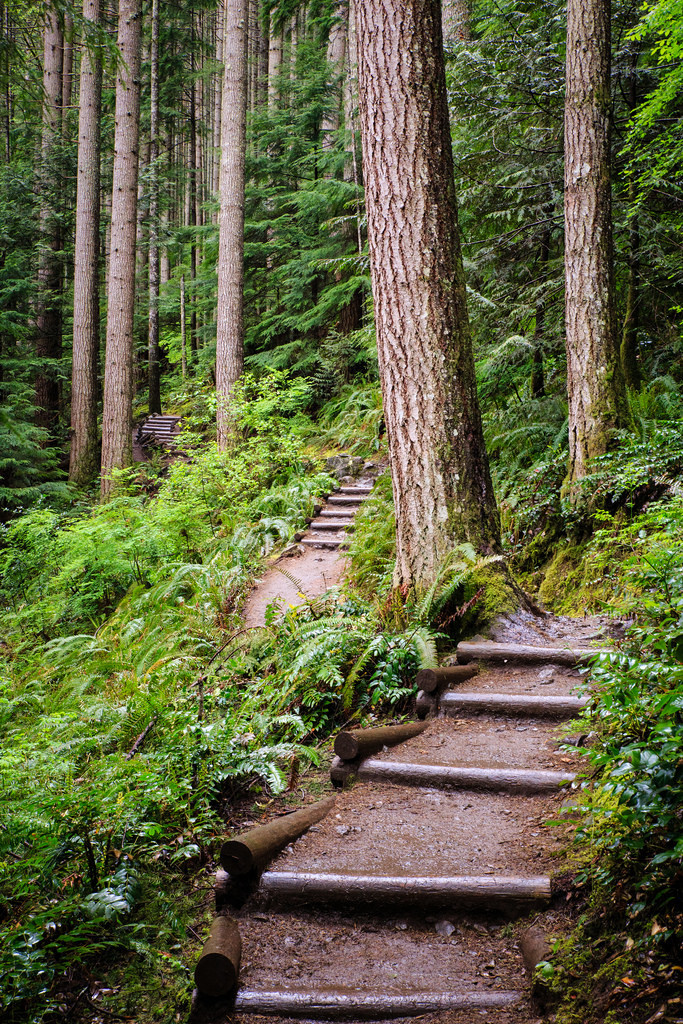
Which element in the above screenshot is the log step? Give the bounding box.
[440,691,587,719]
[457,640,608,666]
[318,509,355,519]
[260,871,551,911]
[331,756,576,793]
[300,538,348,549]
[338,486,373,495]
[233,988,521,1019]
[327,495,367,506]
[310,520,355,532]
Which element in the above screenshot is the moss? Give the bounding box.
[538,545,587,613]
[461,563,519,633]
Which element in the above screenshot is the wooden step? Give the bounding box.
[327,494,367,506]
[330,756,576,793]
[301,538,348,549]
[440,691,587,719]
[338,486,373,495]
[310,520,355,532]
[260,870,550,911]
[318,509,355,519]
[457,640,608,666]
[233,988,521,1019]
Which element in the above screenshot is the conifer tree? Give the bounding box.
[101,0,142,496]
[356,0,499,588]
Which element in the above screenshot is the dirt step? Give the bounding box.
[310,521,356,532]
[259,871,550,912]
[457,640,608,666]
[440,691,587,719]
[233,988,521,1019]
[331,757,576,794]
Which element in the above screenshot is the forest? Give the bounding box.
[1,0,682,1021]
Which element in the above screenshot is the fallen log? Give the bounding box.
[194,917,241,998]
[440,691,587,719]
[234,989,521,1019]
[260,870,550,911]
[344,758,576,794]
[456,641,607,666]
[416,664,479,693]
[220,796,336,876]
[334,721,427,761]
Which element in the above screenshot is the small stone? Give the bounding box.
[435,920,456,937]
[335,825,350,836]
[284,936,297,948]
[395,920,408,931]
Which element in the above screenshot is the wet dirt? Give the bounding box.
[446,662,587,698]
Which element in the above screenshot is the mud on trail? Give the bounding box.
[200,511,622,1024]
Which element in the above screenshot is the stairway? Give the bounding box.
[133,414,182,461]
[300,482,374,550]
[200,634,605,1022]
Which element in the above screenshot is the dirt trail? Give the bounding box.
[193,612,622,1024]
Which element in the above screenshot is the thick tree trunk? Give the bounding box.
[100,0,142,496]
[215,0,248,449]
[321,1,348,152]
[148,0,161,414]
[620,59,640,390]
[564,0,629,491]
[441,0,469,43]
[69,0,101,484]
[355,0,499,588]
[35,12,63,436]
[531,223,550,399]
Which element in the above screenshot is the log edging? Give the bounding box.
[234,988,521,1018]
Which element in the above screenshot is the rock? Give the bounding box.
[349,456,365,476]
[538,667,555,682]
[362,461,379,476]
[279,544,303,558]
[395,920,408,931]
[435,920,456,937]
[335,825,350,836]
[325,455,351,479]
[340,475,356,486]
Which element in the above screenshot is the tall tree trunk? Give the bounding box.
[531,223,551,399]
[441,0,469,43]
[321,0,348,153]
[216,0,248,449]
[35,11,63,436]
[70,0,101,484]
[100,0,142,497]
[564,0,628,491]
[355,0,499,588]
[61,11,73,125]
[620,52,641,391]
[213,0,224,199]
[268,21,282,109]
[148,0,161,414]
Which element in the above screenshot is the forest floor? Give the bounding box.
[194,609,623,1024]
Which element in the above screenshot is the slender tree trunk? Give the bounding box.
[531,223,550,399]
[35,11,63,436]
[268,21,282,109]
[212,0,224,199]
[321,1,348,152]
[101,0,142,497]
[70,0,102,484]
[258,5,269,107]
[148,0,161,413]
[61,11,73,124]
[441,0,469,43]
[216,0,248,449]
[356,0,499,588]
[564,0,628,491]
[180,272,187,377]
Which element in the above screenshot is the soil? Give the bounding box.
[197,586,615,1022]
[242,548,348,628]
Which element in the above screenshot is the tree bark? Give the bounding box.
[531,223,550,398]
[220,796,336,875]
[355,0,499,588]
[334,722,426,761]
[620,54,641,390]
[147,0,161,414]
[564,0,629,491]
[234,990,520,1018]
[35,11,63,436]
[100,0,142,496]
[441,0,469,43]
[69,0,102,484]
[216,0,248,449]
[267,21,282,109]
